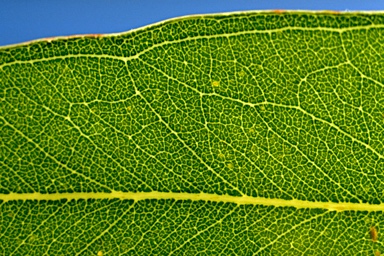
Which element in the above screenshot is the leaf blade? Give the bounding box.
[1,11,384,255]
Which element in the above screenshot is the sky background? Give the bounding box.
[0,0,383,46]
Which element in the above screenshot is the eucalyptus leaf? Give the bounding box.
[1,11,384,255]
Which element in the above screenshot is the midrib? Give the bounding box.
[1,191,383,212]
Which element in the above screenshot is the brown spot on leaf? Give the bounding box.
[370,226,378,242]
[272,10,285,14]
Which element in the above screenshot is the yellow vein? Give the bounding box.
[1,191,384,212]
[1,23,384,69]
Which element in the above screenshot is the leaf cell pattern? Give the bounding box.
[1,12,384,255]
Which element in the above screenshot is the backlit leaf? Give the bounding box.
[1,11,384,255]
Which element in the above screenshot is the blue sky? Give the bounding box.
[0,0,383,46]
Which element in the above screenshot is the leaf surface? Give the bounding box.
[1,11,384,255]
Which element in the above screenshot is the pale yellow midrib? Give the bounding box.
[1,191,383,212]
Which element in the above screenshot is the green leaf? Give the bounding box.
[1,11,384,255]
